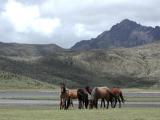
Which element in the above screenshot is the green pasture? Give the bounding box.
[0,107,159,120]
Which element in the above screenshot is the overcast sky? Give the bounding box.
[0,0,160,48]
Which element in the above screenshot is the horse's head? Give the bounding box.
[60,83,66,93]
[85,86,92,94]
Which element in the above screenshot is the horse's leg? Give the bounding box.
[60,99,62,109]
[100,99,103,108]
[104,99,106,108]
[106,100,109,109]
[94,99,98,109]
[85,97,88,109]
[71,99,74,109]
[64,99,67,109]
[118,98,121,108]
[83,100,86,109]
[101,99,105,108]
[80,100,83,109]
[85,100,88,109]
[61,98,66,109]
[80,101,83,109]
[60,95,63,109]
[66,98,70,109]
[83,101,85,109]
[114,98,117,108]
[78,100,81,109]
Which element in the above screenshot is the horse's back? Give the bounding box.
[91,86,111,99]
[111,88,122,96]
[68,89,78,99]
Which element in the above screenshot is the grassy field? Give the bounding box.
[0,107,160,120]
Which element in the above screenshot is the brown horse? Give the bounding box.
[60,83,78,109]
[99,88,125,108]
[111,88,125,108]
[85,86,108,108]
[89,87,114,109]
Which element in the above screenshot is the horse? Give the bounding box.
[60,83,78,109]
[99,88,125,108]
[89,87,114,109]
[77,88,89,109]
[85,86,107,108]
[111,88,125,108]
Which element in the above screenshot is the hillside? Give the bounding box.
[72,19,160,50]
[0,71,56,89]
[1,41,160,88]
[0,42,64,58]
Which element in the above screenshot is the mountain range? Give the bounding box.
[72,19,160,50]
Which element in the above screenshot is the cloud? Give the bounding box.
[74,23,99,38]
[31,18,61,35]
[2,0,61,35]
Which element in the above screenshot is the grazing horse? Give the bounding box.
[99,88,125,108]
[111,88,125,108]
[89,87,114,109]
[77,88,89,109]
[85,86,107,108]
[60,83,78,109]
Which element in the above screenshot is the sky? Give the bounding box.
[0,0,160,48]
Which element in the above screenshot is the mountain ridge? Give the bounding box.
[72,19,160,50]
[0,42,64,57]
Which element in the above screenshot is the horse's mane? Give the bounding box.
[85,86,92,95]
[90,87,97,100]
[61,83,67,93]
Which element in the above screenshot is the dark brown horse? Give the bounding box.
[89,87,114,109]
[60,83,78,109]
[77,88,89,109]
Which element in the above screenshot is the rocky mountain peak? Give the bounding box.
[72,19,160,50]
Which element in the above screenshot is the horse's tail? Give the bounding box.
[120,92,125,103]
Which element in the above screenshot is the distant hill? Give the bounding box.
[1,41,160,88]
[72,19,160,50]
[0,42,64,58]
